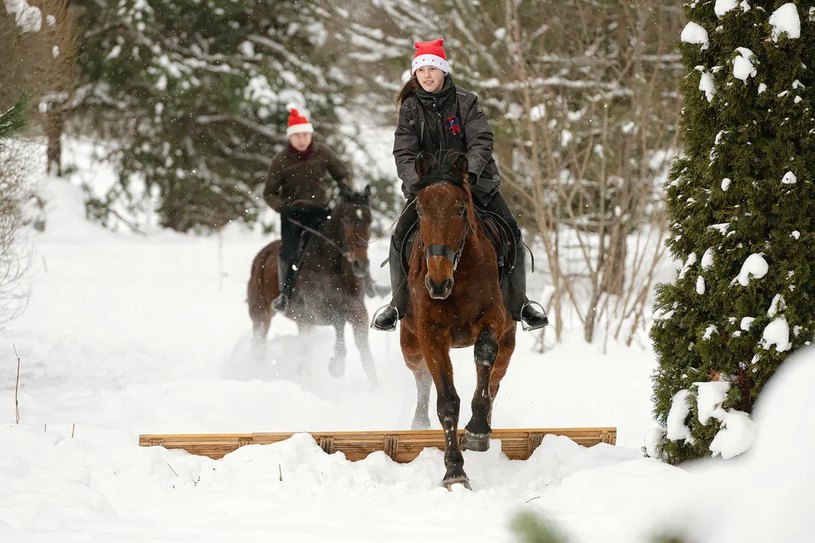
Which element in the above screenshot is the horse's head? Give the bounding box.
[413,150,474,300]
[333,184,373,278]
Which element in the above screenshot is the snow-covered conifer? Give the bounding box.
[651,1,815,463]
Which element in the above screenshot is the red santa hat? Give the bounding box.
[411,39,450,75]
[286,105,313,137]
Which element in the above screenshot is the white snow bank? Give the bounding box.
[733,47,757,82]
[708,408,755,459]
[781,171,797,184]
[666,390,692,442]
[4,0,42,32]
[681,22,709,49]
[735,253,768,286]
[770,3,801,42]
[695,381,729,425]
[714,0,738,17]
[696,67,716,102]
[761,317,791,352]
[661,346,815,542]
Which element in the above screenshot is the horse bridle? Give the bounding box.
[425,238,466,271]
[417,175,470,271]
[286,202,368,261]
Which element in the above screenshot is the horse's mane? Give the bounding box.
[414,150,477,233]
[412,150,468,193]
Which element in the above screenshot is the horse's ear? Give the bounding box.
[452,153,469,179]
[362,184,371,199]
[415,152,435,176]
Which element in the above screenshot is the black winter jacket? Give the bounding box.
[263,141,351,213]
[393,77,500,203]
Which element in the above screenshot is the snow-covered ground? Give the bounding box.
[0,146,812,542]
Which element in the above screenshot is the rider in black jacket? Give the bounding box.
[371,39,548,332]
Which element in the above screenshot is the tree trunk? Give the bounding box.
[46,109,63,177]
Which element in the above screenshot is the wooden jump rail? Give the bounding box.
[139,427,616,462]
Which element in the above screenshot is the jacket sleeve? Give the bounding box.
[462,97,494,181]
[262,155,285,212]
[393,99,421,198]
[323,144,352,188]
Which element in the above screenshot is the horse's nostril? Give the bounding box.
[425,276,454,299]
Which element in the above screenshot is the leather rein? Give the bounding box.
[286,204,366,260]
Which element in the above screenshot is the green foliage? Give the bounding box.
[0,95,29,140]
[72,0,352,232]
[651,1,815,463]
[511,511,567,543]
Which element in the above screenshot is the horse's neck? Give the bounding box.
[463,208,490,258]
[320,215,340,240]
[305,217,339,259]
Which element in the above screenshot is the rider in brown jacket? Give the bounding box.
[263,107,353,312]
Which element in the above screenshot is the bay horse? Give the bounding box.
[401,151,516,489]
[247,185,377,386]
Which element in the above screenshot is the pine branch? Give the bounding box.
[0,95,30,140]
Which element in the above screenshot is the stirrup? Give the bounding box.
[370,305,399,331]
[520,301,548,331]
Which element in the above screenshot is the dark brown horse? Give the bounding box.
[400,151,516,489]
[248,185,377,385]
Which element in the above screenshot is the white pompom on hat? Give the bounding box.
[411,39,450,75]
[285,104,313,137]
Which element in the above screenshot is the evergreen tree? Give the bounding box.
[0,95,28,139]
[0,94,32,326]
[651,1,815,463]
[72,0,349,232]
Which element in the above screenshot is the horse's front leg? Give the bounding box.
[422,329,469,490]
[400,326,431,429]
[328,321,346,378]
[464,328,498,452]
[348,301,378,387]
[486,326,517,423]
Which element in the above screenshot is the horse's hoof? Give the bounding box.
[442,474,471,491]
[462,430,490,452]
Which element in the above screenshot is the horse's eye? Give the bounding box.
[458,207,466,216]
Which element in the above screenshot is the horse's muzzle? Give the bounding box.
[425,276,453,299]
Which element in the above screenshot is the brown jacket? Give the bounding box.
[263,141,351,212]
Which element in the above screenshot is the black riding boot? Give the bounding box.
[273,258,298,312]
[371,241,409,331]
[508,245,549,331]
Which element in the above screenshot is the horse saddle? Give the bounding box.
[399,208,518,286]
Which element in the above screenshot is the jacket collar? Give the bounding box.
[287,141,314,160]
[416,75,456,111]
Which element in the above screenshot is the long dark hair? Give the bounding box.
[395,75,421,107]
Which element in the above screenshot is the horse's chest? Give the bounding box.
[450,329,478,348]
[423,303,485,345]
